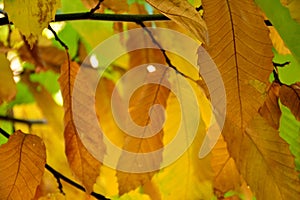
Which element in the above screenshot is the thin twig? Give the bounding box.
[137,21,199,83]
[0,128,109,200]
[0,115,47,125]
[89,0,104,14]
[48,24,68,50]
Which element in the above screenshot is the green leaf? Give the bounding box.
[279,104,300,171]
[30,70,60,94]
[255,0,300,63]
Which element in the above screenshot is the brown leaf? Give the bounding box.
[279,82,300,121]
[0,53,17,104]
[18,44,67,73]
[0,130,46,199]
[202,0,273,130]
[146,0,208,43]
[243,116,300,199]
[58,60,105,193]
[259,82,282,128]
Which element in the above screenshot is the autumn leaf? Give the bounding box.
[202,0,273,130]
[279,82,300,121]
[4,0,60,47]
[146,0,208,43]
[268,26,291,55]
[59,59,105,194]
[115,5,169,195]
[243,116,300,199]
[0,53,16,104]
[0,130,46,199]
[154,90,214,199]
[259,82,282,128]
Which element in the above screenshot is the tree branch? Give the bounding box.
[0,11,272,26]
[0,115,47,125]
[0,128,109,200]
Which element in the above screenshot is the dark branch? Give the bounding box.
[0,13,169,26]
[137,21,199,83]
[0,10,272,26]
[0,115,47,125]
[89,0,104,14]
[0,128,109,200]
[48,25,68,50]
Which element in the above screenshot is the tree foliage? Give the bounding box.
[0,0,299,199]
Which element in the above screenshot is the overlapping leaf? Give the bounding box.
[4,0,60,46]
[259,82,282,128]
[202,0,273,130]
[154,90,214,199]
[279,83,300,121]
[0,130,46,199]
[116,4,168,195]
[146,0,208,43]
[59,60,105,193]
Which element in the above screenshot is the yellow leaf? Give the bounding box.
[146,0,208,43]
[153,90,214,199]
[58,60,105,194]
[0,130,46,199]
[4,0,60,47]
[269,26,291,55]
[202,0,273,128]
[279,82,300,121]
[0,53,16,104]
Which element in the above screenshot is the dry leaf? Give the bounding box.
[279,82,300,121]
[202,0,273,130]
[59,60,105,193]
[259,82,282,128]
[146,0,208,43]
[0,53,17,104]
[4,0,60,47]
[0,130,46,199]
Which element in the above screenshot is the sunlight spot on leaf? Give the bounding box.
[146,64,156,73]
[90,54,99,68]
[53,90,63,106]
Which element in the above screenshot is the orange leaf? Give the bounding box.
[279,82,300,121]
[116,84,170,195]
[146,0,208,43]
[259,82,282,128]
[202,0,273,129]
[58,59,105,193]
[0,130,46,199]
